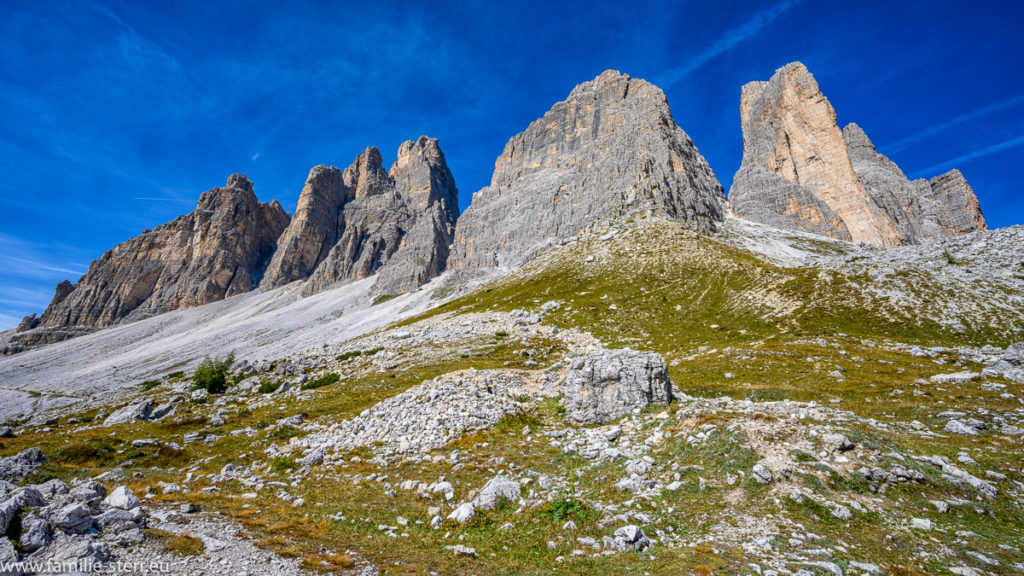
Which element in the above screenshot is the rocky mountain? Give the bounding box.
[8,175,289,352]
[729,62,986,246]
[447,69,726,271]
[262,136,458,297]
[0,65,1021,576]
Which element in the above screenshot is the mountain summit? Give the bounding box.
[729,62,986,246]
[447,70,726,271]
[262,136,458,297]
[11,175,289,349]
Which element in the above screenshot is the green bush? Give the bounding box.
[270,424,304,441]
[191,353,234,394]
[372,294,398,306]
[301,373,340,390]
[539,496,594,524]
[140,379,161,392]
[337,350,362,361]
[268,456,297,473]
[257,379,282,394]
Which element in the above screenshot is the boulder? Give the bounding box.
[48,503,93,534]
[613,525,651,551]
[103,486,139,510]
[447,502,475,523]
[103,401,153,426]
[564,349,673,425]
[0,448,45,482]
[471,475,521,511]
[19,512,52,553]
[0,537,20,576]
[752,464,774,485]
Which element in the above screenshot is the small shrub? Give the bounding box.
[301,373,340,390]
[268,456,297,474]
[494,409,541,434]
[166,371,185,381]
[269,425,303,441]
[495,330,509,340]
[257,380,282,394]
[364,347,384,356]
[191,353,234,394]
[139,379,161,392]
[337,350,362,361]
[539,496,595,524]
[943,249,959,265]
[372,294,398,306]
[55,438,118,465]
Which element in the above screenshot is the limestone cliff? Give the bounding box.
[447,70,726,270]
[729,62,987,246]
[11,175,289,349]
[261,136,459,297]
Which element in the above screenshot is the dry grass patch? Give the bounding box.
[148,529,205,556]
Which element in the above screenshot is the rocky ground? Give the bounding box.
[0,218,1021,575]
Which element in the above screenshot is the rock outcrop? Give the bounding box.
[729,62,986,246]
[261,136,458,297]
[11,175,289,348]
[448,70,726,271]
[564,349,673,425]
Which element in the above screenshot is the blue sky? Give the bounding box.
[2,0,1023,330]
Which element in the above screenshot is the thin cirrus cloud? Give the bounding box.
[910,135,1024,179]
[881,94,1024,154]
[655,0,804,89]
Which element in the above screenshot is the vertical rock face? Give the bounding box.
[729,62,987,246]
[261,136,459,297]
[730,63,904,247]
[260,165,348,288]
[923,170,987,238]
[448,70,726,271]
[20,175,289,337]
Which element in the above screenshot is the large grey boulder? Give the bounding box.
[613,525,651,551]
[102,486,139,510]
[48,503,93,534]
[0,537,20,576]
[19,512,52,553]
[448,69,725,272]
[28,532,111,569]
[471,475,521,511]
[564,349,673,425]
[0,448,45,483]
[103,401,153,426]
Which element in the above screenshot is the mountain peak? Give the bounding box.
[729,62,986,247]
[448,70,724,271]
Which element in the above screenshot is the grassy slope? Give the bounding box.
[4,218,1023,575]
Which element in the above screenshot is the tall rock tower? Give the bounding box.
[448,70,726,271]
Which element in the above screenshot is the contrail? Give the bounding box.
[656,0,803,88]
[911,134,1024,178]
[882,94,1024,153]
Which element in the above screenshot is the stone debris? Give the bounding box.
[301,370,546,459]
